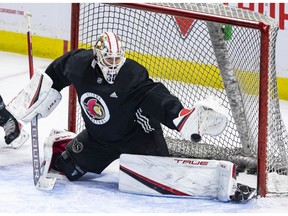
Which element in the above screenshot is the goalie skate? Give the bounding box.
[10,123,29,149]
[2,121,29,149]
[230,183,257,203]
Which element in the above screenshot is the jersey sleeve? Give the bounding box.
[45,49,82,91]
[131,67,184,130]
[139,82,183,129]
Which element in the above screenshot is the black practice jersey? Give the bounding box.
[45,49,184,145]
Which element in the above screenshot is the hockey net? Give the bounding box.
[68,3,288,197]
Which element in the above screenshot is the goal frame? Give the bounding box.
[68,3,270,197]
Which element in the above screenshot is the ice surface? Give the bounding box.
[1,51,288,213]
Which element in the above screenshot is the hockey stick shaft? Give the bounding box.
[24,12,41,186]
[25,12,34,78]
[31,115,41,185]
[24,12,57,190]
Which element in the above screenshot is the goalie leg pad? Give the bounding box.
[119,154,237,202]
[41,129,77,180]
[7,71,62,123]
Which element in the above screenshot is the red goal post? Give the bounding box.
[68,3,288,197]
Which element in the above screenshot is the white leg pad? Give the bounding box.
[41,129,76,180]
[119,154,237,202]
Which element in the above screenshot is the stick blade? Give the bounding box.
[36,176,57,190]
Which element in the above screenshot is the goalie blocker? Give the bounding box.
[7,70,62,123]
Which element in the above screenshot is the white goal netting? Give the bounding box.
[70,3,288,196]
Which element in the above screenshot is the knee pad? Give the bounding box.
[55,151,87,181]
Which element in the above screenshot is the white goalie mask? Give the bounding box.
[93,32,126,84]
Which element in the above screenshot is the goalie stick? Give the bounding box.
[31,115,56,190]
[24,12,56,190]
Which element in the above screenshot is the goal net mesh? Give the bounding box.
[71,3,288,195]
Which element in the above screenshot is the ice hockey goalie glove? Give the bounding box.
[173,96,229,142]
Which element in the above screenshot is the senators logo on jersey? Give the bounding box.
[80,92,110,125]
[85,99,105,119]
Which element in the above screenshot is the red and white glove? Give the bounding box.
[173,96,229,142]
[7,71,62,123]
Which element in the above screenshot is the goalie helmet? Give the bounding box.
[93,32,126,84]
